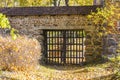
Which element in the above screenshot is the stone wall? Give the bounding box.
[85,30,103,63]
[8,15,98,63]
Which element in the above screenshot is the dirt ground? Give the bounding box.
[0,63,113,80]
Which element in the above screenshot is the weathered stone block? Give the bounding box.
[85,55,94,63]
[85,48,94,53]
[108,38,118,46]
[94,40,102,45]
[86,34,92,39]
[107,46,117,54]
[85,39,92,45]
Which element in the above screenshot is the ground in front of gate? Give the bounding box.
[0,62,113,80]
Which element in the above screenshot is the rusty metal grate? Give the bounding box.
[43,29,85,65]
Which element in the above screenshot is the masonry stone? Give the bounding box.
[7,15,96,63]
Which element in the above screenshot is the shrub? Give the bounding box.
[109,56,120,80]
[0,35,41,71]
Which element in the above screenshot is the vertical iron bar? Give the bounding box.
[68,31,70,64]
[80,30,82,64]
[82,30,84,64]
[47,31,48,64]
[61,30,66,64]
[71,30,73,64]
[58,31,60,64]
[79,31,80,64]
[64,30,66,64]
[54,31,55,64]
[73,31,75,64]
[76,31,78,64]
[60,31,62,64]
[49,31,50,63]
[46,31,48,63]
[43,30,47,64]
[52,31,53,64]
[70,31,72,64]
[56,31,57,64]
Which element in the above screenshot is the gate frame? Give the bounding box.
[43,29,85,65]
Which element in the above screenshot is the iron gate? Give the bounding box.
[43,29,85,65]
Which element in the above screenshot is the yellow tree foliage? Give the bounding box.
[88,0,120,35]
[0,0,94,7]
[0,13,18,40]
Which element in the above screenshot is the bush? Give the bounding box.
[109,56,120,80]
[0,35,41,71]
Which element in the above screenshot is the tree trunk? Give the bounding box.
[53,0,57,6]
[93,0,104,5]
[65,0,69,6]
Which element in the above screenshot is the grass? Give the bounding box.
[0,62,113,80]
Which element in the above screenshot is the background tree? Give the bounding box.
[0,13,18,39]
[87,0,120,79]
[0,0,95,7]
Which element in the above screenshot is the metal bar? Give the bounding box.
[48,31,50,63]
[55,31,56,63]
[70,31,71,64]
[58,31,60,64]
[51,31,53,64]
[43,30,47,64]
[76,31,78,64]
[82,29,84,65]
[72,31,75,64]
[63,30,66,64]
[68,30,70,64]
[60,31,62,64]
[79,31,80,64]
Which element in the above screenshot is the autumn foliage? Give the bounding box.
[0,35,41,71]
